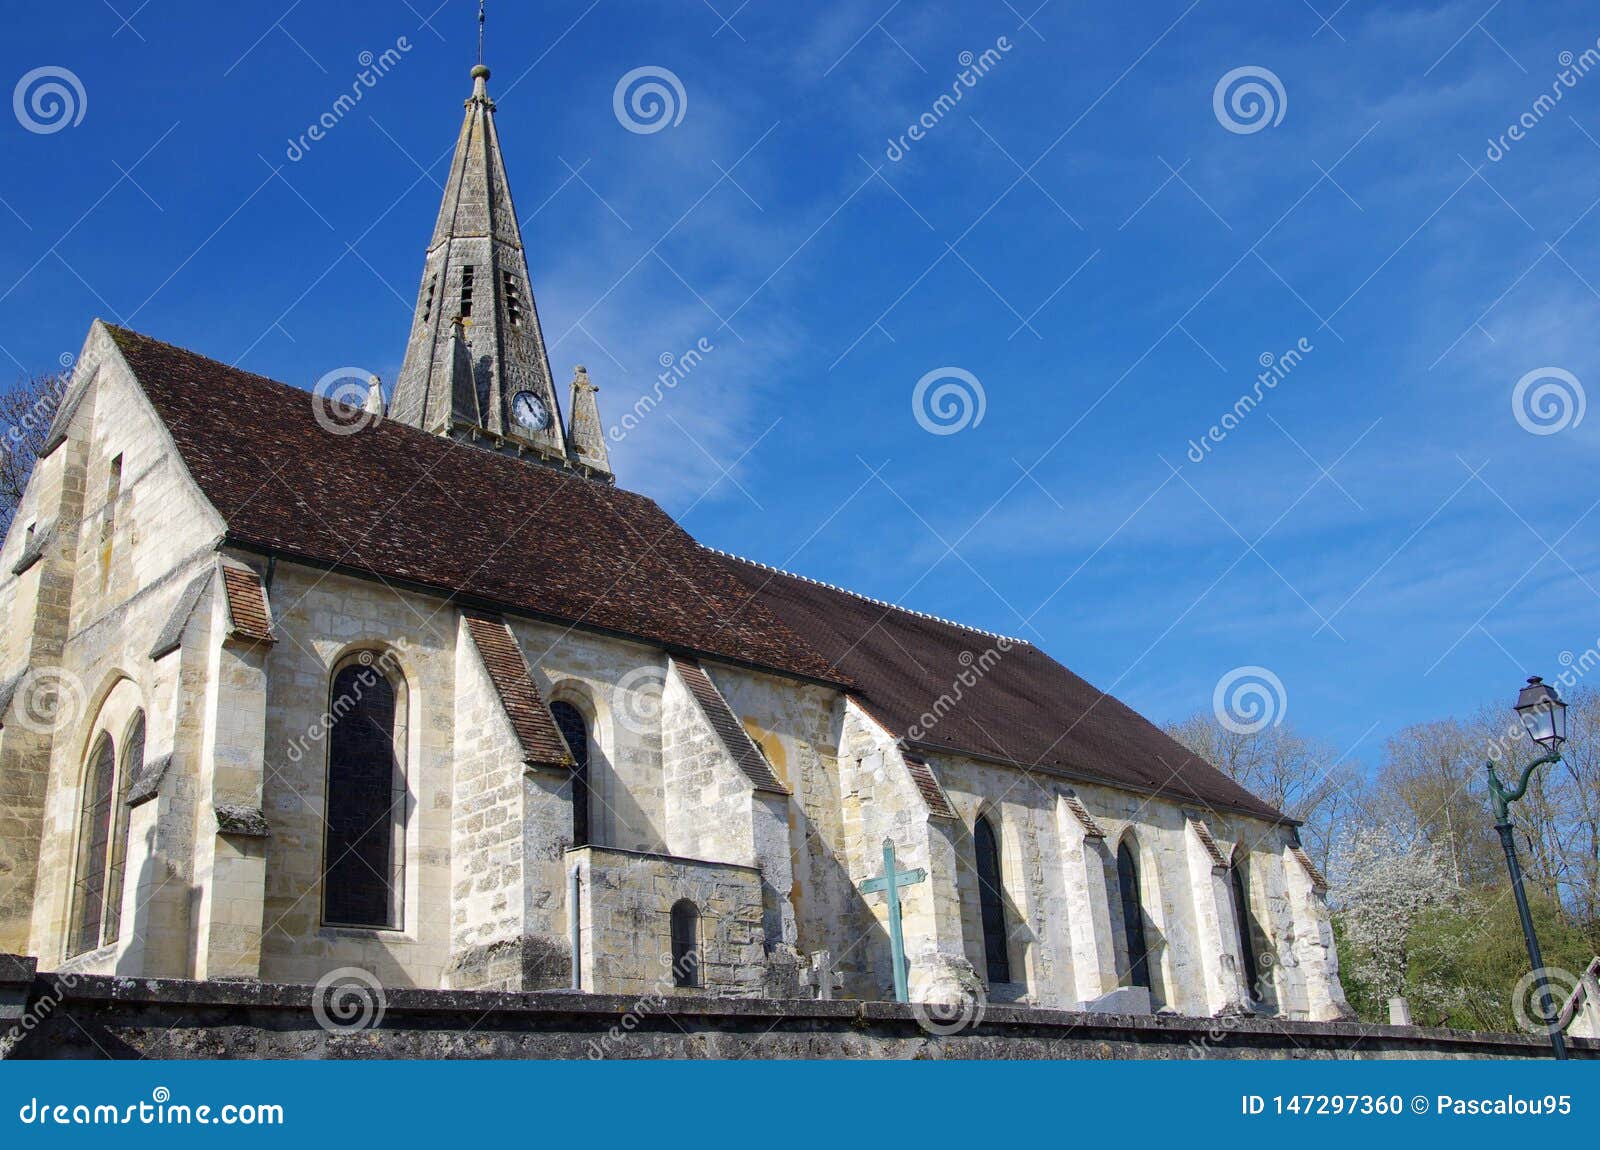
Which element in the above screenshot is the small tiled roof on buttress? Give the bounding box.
[106,324,1287,825]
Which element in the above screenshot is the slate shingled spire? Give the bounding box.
[391,64,609,477]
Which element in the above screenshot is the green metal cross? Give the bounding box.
[857,838,926,1003]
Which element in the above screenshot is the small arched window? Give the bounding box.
[322,655,406,929]
[973,814,1012,984]
[1117,840,1151,990]
[69,733,117,956]
[550,701,590,847]
[1230,854,1261,999]
[670,899,701,988]
[102,711,144,945]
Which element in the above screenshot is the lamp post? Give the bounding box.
[1486,675,1569,1060]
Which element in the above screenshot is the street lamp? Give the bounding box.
[1487,675,1569,1060]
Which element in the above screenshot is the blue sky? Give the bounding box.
[3,0,1598,767]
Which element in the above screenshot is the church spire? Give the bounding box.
[566,366,611,478]
[390,60,583,471]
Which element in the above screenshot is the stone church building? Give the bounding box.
[0,64,1348,1023]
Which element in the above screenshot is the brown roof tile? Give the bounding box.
[108,326,844,687]
[902,754,957,820]
[1290,844,1330,892]
[463,614,571,769]
[1062,792,1107,839]
[713,551,1286,823]
[220,565,274,643]
[671,657,788,794]
[1188,816,1228,869]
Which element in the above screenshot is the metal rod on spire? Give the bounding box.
[478,0,485,66]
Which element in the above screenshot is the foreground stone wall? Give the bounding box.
[1,968,1591,1061]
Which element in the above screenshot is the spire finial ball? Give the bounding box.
[471,64,491,80]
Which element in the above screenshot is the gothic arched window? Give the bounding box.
[670,899,701,988]
[69,733,117,956]
[1117,839,1151,990]
[322,655,406,929]
[974,814,1012,984]
[550,701,590,847]
[1230,854,1261,999]
[102,711,144,945]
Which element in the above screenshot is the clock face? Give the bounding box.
[511,390,550,432]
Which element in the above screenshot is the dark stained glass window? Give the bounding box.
[1230,857,1261,999]
[550,701,590,847]
[1117,840,1151,990]
[70,734,117,956]
[323,662,402,928]
[974,815,1011,984]
[103,711,143,945]
[670,900,700,988]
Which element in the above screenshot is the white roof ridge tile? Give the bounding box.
[704,545,1028,646]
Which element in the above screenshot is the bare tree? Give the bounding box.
[1375,719,1502,890]
[1164,715,1362,872]
[0,372,67,538]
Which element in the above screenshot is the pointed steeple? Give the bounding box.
[566,365,612,478]
[391,64,569,465]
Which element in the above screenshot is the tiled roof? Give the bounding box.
[713,551,1287,823]
[902,754,957,820]
[1188,816,1228,869]
[1289,844,1330,892]
[1062,792,1107,839]
[109,326,842,687]
[463,614,571,769]
[219,565,274,643]
[670,657,788,794]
